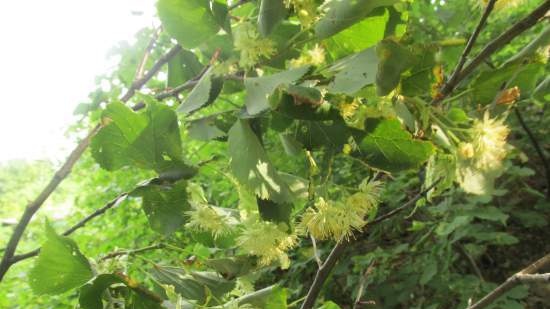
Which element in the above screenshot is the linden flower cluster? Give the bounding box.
[234,22,276,68]
[471,112,510,170]
[237,221,297,269]
[289,44,326,68]
[284,0,318,27]
[456,112,510,195]
[185,203,235,239]
[301,178,382,241]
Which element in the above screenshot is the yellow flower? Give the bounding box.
[300,197,366,241]
[234,22,276,68]
[471,112,509,171]
[185,203,235,239]
[237,221,297,269]
[339,99,360,119]
[457,143,475,159]
[290,44,326,68]
[285,0,318,27]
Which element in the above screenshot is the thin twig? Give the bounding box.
[437,0,497,101]
[299,180,440,309]
[120,45,182,102]
[0,42,180,283]
[466,253,550,309]
[514,106,550,199]
[100,243,165,261]
[135,28,163,80]
[515,273,550,283]
[9,193,128,264]
[432,0,550,104]
[456,0,550,84]
[310,235,323,268]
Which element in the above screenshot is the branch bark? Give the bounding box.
[466,253,550,309]
[433,0,550,104]
[299,180,440,309]
[9,193,129,264]
[514,106,550,199]
[0,41,180,283]
[438,0,497,100]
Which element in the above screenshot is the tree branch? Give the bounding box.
[514,106,550,199]
[100,243,165,261]
[9,193,129,264]
[466,253,550,309]
[438,0,497,101]
[299,180,440,309]
[0,40,180,283]
[433,0,550,104]
[457,0,550,84]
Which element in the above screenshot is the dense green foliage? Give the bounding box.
[1,0,549,308]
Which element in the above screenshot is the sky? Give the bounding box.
[0,0,156,162]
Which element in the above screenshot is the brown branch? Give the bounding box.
[100,243,165,261]
[9,193,128,264]
[456,0,550,84]
[514,106,550,199]
[438,0,497,100]
[0,41,180,283]
[466,253,550,309]
[135,28,162,80]
[433,0,550,104]
[120,44,182,102]
[299,180,440,309]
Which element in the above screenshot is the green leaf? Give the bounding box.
[328,47,379,95]
[401,46,437,96]
[258,0,286,36]
[325,8,389,59]
[471,62,544,104]
[532,76,550,104]
[277,93,341,121]
[187,116,227,141]
[228,120,293,203]
[91,102,194,175]
[294,119,353,151]
[357,118,435,173]
[314,0,399,39]
[157,0,220,48]
[376,39,415,96]
[236,285,287,308]
[204,256,255,279]
[178,67,223,114]
[319,301,342,309]
[131,179,190,235]
[257,198,293,224]
[79,274,124,309]
[150,266,234,305]
[167,49,204,88]
[29,222,93,295]
[245,66,310,115]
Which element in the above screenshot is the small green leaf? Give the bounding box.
[257,198,293,224]
[314,0,399,39]
[471,62,544,104]
[150,266,234,305]
[204,256,255,279]
[228,120,293,203]
[319,301,342,309]
[79,274,124,309]
[91,102,193,175]
[325,8,389,59]
[131,179,190,235]
[167,49,204,88]
[376,39,415,96]
[236,285,287,308]
[29,222,93,295]
[328,47,379,95]
[401,46,437,97]
[277,93,341,121]
[178,67,223,114]
[258,0,286,36]
[157,0,220,48]
[245,66,310,115]
[357,118,435,173]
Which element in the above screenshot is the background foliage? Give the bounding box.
[0,0,549,308]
